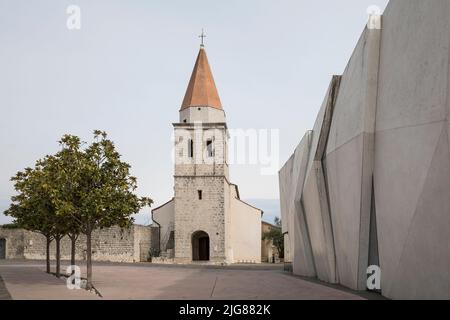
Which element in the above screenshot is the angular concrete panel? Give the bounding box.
[292,132,313,207]
[279,132,315,277]
[290,132,316,277]
[448,122,450,156]
[373,0,450,299]
[279,155,294,262]
[280,0,450,299]
[384,128,450,299]
[326,135,365,290]
[325,23,380,290]
[308,76,341,167]
[326,32,367,153]
[302,76,341,283]
[302,162,335,282]
[279,155,293,235]
[376,0,450,131]
[374,122,443,295]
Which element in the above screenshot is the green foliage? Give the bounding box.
[4,130,153,287]
[0,223,20,229]
[4,155,65,239]
[262,217,284,259]
[52,130,153,234]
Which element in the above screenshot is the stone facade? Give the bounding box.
[0,228,25,259]
[153,47,263,264]
[0,225,155,263]
[174,176,227,263]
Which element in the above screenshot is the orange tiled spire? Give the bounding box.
[181,47,223,110]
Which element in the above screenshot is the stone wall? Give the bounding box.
[174,176,227,263]
[0,225,155,263]
[0,228,25,259]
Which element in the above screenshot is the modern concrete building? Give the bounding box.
[279,0,450,300]
[153,45,263,264]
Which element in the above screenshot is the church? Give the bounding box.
[152,43,263,264]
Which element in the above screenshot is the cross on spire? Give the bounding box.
[199,29,206,47]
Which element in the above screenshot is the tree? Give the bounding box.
[50,135,85,268]
[5,131,152,288]
[5,161,58,274]
[43,155,72,278]
[0,223,20,229]
[262,217,284,259]
[54,131,152,289]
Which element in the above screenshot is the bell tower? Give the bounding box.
[173,45,230,263]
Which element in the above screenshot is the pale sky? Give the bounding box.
[0,0,389,225]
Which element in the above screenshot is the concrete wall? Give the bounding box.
[0,225,154,263]
[279,0,450,299]
[373,0,450,300]
[279,154,294,263]
[278,132,315,277]
[325,20,381,290]
[302,76,341,284]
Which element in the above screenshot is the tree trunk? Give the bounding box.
[55,236,61,278]
[86,228,93,290]
[70,234,77,267]
[45,236,52,274]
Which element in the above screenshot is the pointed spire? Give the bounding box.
[181,47,223,110]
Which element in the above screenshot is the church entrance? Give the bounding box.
[192,231,210,261]
[0,239,6,259]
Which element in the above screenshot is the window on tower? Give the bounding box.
[188,139,194,158]
[198,190,203,200]
[206,139,214,157]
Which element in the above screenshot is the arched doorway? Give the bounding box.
[0,238,6,259]
[192,231,210,261]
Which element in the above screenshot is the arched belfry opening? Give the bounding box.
[192,231,210,261]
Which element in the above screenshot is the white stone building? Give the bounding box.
[152,45,263,264]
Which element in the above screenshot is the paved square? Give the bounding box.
[0,260,364,300]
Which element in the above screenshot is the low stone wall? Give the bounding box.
[0,225,156,263]
[0,228,25,259]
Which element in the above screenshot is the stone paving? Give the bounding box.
[0,263,97,300]
[0,275,11,300]
[0,260,365,300]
